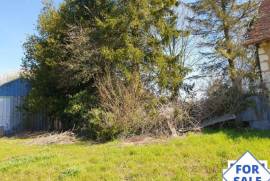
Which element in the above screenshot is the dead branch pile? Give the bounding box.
[25,131,77,145]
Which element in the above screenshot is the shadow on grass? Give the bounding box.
[202,128,270,140]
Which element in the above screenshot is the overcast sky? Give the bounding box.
[0,0,62,73]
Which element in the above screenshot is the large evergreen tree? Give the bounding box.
[22,0,186,130]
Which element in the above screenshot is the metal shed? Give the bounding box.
[0,72,30,134]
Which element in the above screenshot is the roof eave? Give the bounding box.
[244,37,270,46]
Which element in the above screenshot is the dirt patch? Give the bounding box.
[24,131,77,145]
[120,136,168,146]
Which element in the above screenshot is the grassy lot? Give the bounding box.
[0,129,270,181]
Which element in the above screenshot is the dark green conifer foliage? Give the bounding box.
[22,0,187,131]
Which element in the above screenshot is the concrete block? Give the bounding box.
[259,48,266,55]
[251,120,270,130]
[265,82,270,90]
[262,72,270,82]
[237,107,257,122]
[237,96,270,130]
[261,62,270,71]
[259,54,269,61]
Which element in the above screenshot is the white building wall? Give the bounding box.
[258,46,270,90]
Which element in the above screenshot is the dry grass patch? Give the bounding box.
[120,136,169,146]
[22,131,77,145]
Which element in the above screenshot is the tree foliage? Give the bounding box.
[186,0,260,88]
[22,0,188,133]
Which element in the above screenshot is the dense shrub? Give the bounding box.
[198,80,260,124]
[85,75,157,140]
[84,75,200,141]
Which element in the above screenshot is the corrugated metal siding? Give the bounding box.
[0,96,24,133]
[0,73,49,134]
[0,97,10,131]
[0,75,30,134]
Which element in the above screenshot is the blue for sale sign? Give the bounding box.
[223,152,270,181]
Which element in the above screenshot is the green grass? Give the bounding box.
[1,129,270,181]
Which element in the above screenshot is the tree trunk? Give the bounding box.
[167,120,178,137]
[221,1,242,92]
[170,85,180,102]
[228,58,241,91]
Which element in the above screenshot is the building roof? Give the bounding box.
[0,72,30,96]
[0,71,20,87]
[245,0,270,45]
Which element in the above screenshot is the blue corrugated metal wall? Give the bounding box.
[0,78,31,134]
